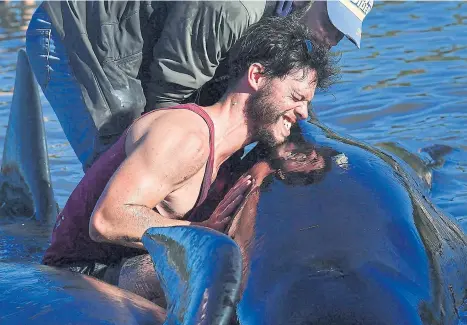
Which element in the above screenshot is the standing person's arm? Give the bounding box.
[144,1,265,111]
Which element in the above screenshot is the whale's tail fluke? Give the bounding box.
[0,49,58,223]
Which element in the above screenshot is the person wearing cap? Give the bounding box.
[25,0,373,171]
[302,0,372,48]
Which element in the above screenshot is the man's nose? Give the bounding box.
[296,103,309,120]
[323,29,344,48]
[329,30,344,47]
[335,30,345,44]
[324,35,337,48]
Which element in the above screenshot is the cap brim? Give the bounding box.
[327,1,362,48]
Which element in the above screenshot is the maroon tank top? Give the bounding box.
[43,104,215,266]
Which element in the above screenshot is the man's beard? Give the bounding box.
[244,82,284,148]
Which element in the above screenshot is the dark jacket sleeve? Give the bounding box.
[144,1,265,111]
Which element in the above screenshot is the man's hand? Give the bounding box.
[198,174,253,232]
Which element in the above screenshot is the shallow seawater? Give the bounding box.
[0,1,465,264]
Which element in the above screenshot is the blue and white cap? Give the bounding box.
[326,0,373,48]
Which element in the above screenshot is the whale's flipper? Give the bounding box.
[0,49,58,223]
[142,226,242,325]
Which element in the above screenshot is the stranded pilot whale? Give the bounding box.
[224,120,467,325]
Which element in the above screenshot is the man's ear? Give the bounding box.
[247,63,266,91]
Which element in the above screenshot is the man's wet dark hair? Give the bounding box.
[228,15,339,91]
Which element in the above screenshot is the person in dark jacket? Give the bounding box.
[25,0,373,171]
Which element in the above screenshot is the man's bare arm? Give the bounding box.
[89,116,209,249]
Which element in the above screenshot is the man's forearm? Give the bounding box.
[90,204,192,250]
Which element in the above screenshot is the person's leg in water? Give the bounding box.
[113,254,166,307]
[25,5,98,170]
[52,255,165,306]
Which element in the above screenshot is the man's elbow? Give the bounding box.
[89,209,114,243]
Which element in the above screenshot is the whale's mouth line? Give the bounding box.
[306,267,347,279]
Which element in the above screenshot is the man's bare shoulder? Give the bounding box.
[149,109,211,146]
[128,109,212,183]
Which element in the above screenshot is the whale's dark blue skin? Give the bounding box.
[0,262,166,325]
[0,49,58,223]
[227,120,467,325]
